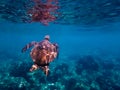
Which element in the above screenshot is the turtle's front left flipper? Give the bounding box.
[21,41,37,53]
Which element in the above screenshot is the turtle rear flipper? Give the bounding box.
[41,66,50,76]
[30,64,39,71]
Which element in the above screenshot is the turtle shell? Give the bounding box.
[30,44,57,66]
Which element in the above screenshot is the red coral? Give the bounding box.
[28,0,59,25]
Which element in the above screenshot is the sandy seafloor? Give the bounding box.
[0,22,120,90]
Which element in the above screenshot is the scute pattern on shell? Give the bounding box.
[30,44,58,66]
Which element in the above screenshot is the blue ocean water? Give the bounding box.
[0,0,120,90]
[0,22,120,90]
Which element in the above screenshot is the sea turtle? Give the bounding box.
[22,35,59,76]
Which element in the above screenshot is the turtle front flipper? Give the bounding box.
[22,41,37,53]
[53,43,59,59]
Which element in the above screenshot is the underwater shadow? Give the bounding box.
[9,61,32,82]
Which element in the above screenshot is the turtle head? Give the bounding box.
[44,35,50,40]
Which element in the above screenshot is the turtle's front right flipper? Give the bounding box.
[21,41,37,53]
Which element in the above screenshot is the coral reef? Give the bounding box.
[75,55,99,75]
[0,53,120,90]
